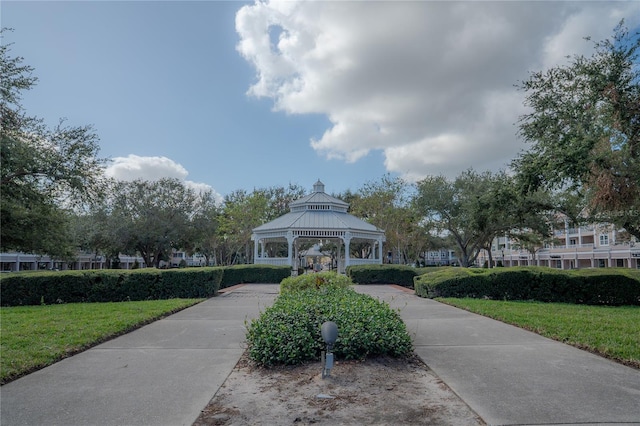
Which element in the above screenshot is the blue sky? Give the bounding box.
[3,1,638,200]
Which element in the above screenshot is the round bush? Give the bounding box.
[246,287,413,366]
[280,271,352,293]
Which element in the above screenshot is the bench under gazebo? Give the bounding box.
[251,180,386,274]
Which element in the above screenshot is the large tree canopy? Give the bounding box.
[1,32,106,257]
[514,23,640,238]
[108,178,204,268]
[347,174,430,264]
[414,170,549,267]
[414,170,500,267]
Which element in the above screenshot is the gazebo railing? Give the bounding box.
[255,257,381,267]
[348,258,380,266]
[254,257,291,266]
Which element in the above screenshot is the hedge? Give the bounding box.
[346,264,418,287]
[280,271,352,293]
[414,267,640,306]
[246,286,413,366]
[219,264,291,289]
[0,267,223,306]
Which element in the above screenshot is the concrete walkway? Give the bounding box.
[1,284,279,426]
[353,285,640,426]
[2,284,639,426]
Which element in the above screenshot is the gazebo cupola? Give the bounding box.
[251,180,385,274]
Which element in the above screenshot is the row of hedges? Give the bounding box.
[414,267,640,306]
[346,264,418,287]
[0,268,223,306]
[219,264,291,289]
[0,265,291,306]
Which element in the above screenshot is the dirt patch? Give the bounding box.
[194,352,484,425]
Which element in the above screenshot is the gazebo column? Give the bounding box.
[253,234,259,261]
[286,231,294,270]
[294,242,300,273]
[343,232,352,270]
[378,236,384,261]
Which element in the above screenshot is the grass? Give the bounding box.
[438,298,640,369]
[0,298,204,384]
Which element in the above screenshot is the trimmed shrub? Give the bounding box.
[414,268,490,298]
[564,268,640,305]
[280,271,351,293]
[220,264,291,289]
[155,268,222,298]
[346,264,418,287]
[414,266,640,306]
[0,267,223,306]
[119,269,161,301]
[246,286,413,366]
[0,271,91,305]
[84,270,126,302]
[487,269,534,300]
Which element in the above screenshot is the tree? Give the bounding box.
[110,179,199,268]
[218,189,269,265]
[348,174,426,264]
[184,191,221,266]
[214,184,307,265]
[1,31,106,256]
[413,170,543,267]
[261,183,306,221]
[514,22,640,238]
[70,187,135,269]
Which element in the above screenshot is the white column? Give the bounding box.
[253,235,259,262]
[343,232,352,270]
[378,237,383,263]
[286,231,294,269]
[578,226,582,246]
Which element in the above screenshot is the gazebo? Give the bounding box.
[252,180,386,274]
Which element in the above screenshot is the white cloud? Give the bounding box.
[236,1,640,181]
[105,155,222,202]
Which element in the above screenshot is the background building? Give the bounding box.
[480,220,639,269]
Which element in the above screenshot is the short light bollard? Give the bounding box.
[321,321,338,379]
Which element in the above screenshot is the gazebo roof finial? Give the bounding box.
[313,179,325,193]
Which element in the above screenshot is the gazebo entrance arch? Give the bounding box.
[252,180,385,274]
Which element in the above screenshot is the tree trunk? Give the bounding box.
[487,247,494,268]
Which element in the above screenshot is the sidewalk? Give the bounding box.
[353,285,640,426]
[3,284,639,426]
[1,284,279,426]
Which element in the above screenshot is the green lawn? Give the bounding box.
[439,298,640,368]
[0,299,203,384]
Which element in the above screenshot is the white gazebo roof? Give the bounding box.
[252,180,383,237]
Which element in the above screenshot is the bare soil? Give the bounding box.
[193,352,485,426]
